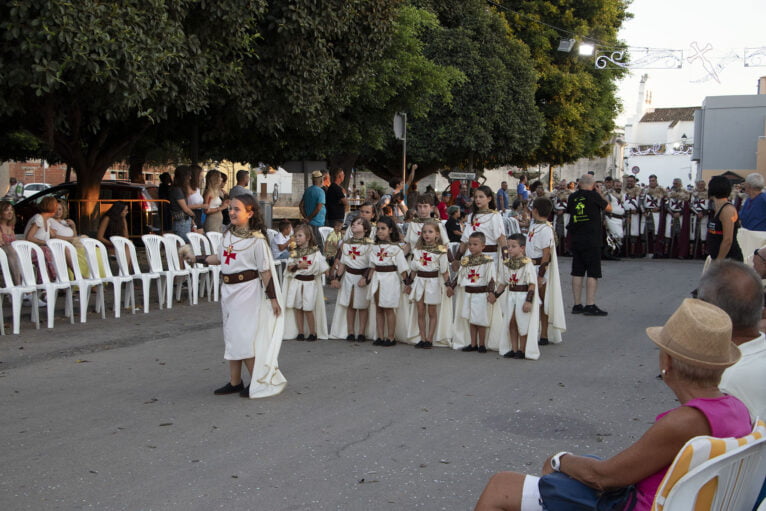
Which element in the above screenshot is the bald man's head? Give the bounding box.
[579,174,595,189]
[698,261,763,330]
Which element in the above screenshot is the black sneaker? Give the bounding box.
[306,334,317,342]
[477,346,487,353]
[414,341,426,349]
[373,338,385,346]
[383,339,397,347]
[462,345,477,352]
[239,385,250,398]
[538,337,549,346]
[296,333,305,341]
[503,351,514,358]
[571,304,584,314]
[214,381,244,395]
[357,334,367,342]
[422,341,433,349]
[515,351,525,359]
[583,304,608,316]
[346,334,355,341]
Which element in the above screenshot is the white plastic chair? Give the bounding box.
[142,234,191,308]
[163,233,207,305]
[188,232,220,302]
[503,216,520,236]
[318,226,332,247]
[47,239,105,323]
[206,231,223,253]
[0,249,39,334]
[80,238,135,318]
[655,429,766,511]
[110,236,164,313]
[12,240,74,328]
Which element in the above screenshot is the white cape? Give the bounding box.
[544,240,566,344]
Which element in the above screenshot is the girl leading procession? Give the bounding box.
[404,219,453,348]
[329,216,375,341]
[456,185,507,265]
[190,194,286,399]
[367,216,410,347]
[282,224,330,341]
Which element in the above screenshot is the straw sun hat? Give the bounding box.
[646,298,741,369]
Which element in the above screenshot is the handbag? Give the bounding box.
[539,471,636,511]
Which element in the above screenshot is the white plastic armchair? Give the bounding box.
[187,232,219,302]
[110,236,164,313]
[12,240,74,328]
[0,248,38,334]
[80,238,135,318]
[142,234,191,309]
[318,226,332,247]
[163,233,206,305]
[47,239,105,323]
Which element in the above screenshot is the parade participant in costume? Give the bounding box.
[368,216,410,347]
[528,198,565,345]
[451,232,499,354]
[552,179,572,257]
[282,224,329,342]
[404,220,453,348]
[622,175,644,257]
[604,178,625,256]
[642,174,666,257]
[403,194,449,254]
[497,234,540,360]
[707,175,744,262]
[329,217,375,341]
[664,178,691,258]
[192,195,286,399]
[343,201,377,242]
[690,180,710,259]
[456,185,507,266]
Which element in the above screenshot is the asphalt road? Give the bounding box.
[0,257,704,510]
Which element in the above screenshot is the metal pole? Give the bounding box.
[402,113,407,206]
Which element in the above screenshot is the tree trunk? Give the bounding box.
[128,147,147,183]
[65,164,72,183]
[77,165,110,235]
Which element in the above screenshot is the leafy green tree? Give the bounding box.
[497,0,630,166]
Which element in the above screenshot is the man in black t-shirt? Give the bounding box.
[566,174,611,316]
[325,168,348,226]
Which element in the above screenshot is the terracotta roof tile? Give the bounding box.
[640,107,699,123]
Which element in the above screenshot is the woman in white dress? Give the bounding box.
[456,185,507,265]
[203,170,228,233]
[191,194,286,399]
[49,199,96,277]
[24,196,58,280]
[368,216,409,347]
[282,224,329,341]
[329,216,374,341]
[187,165,206,230]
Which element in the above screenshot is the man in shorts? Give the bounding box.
[566,173,611,316]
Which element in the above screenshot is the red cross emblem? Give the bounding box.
[375,248,387,262]
[467,269,480,283]
[419,252,432,266]
[347,246,361,260]
[471,219,481,229]
[301,256,312,266]
[223,245,237,264]
[528,229,535,241]
[510,273,519,285]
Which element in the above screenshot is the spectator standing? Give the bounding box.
[698,261,766,421]
[567,174,611,316]
[188,165,205,228]
[6,177,24,203]
[516,175,529,201]
[454,183,472,214]
[437,191,450,220]
[496,181,510,212]
[270,220,293,260]
[325,168,348,227]
[379,177,408,220]
[168,166,199,243]
[707,175,743,262]
[203,170,229,233]
[228,170,252,200]
[158,172,172,231]
[445,205,463,243]
[300,171,326,250]
[406,182,419,207]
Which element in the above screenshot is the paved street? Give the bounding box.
[1,257,704,510]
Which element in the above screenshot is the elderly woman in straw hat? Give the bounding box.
[475,298,752,511]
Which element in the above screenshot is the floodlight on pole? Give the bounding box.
[557,38,575,53]
[578,42,595,56]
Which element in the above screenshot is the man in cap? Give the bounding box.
[299,170,327,250]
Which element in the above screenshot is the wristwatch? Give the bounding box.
[551,451,571,472]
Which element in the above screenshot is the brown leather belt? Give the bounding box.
[222,270,259,284]
[482,245,498,253]
[465,285,489,293]
[295,274,315,282]
[507,284,529,292]
[375,265,397,272]
[531,257,542,265]
[346,267,366,275]
[607,213,624,219]
[417,270,439,278]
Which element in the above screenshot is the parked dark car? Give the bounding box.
[14,180,166,241]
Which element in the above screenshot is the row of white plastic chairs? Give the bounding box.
[0,232,226,335]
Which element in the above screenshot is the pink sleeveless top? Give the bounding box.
[633,395,752,511]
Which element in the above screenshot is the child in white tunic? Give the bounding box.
[282,224,329,341]
[497,233,538,359]
[403,194,449,255]
[368,216,409,347]
[191,195,286,399]
[457,185,507,266]
[330,216,374,341]
[454,232,496,353]
[404,219,453,348]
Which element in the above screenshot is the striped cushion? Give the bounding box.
[652,419,766,511]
